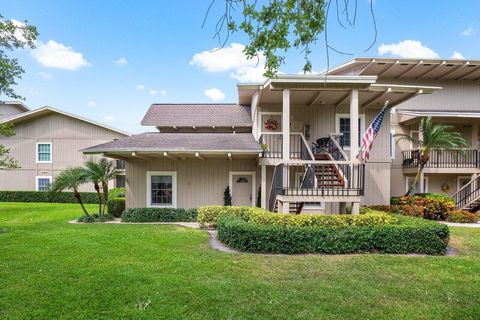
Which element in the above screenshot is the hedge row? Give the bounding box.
[121,207,197,222]
[389,195,455,221]
[197,205,397,228]
[217,214,449,255]
[0,191,98,204]
[107,198,126,218]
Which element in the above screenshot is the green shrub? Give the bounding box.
[107,197,125,217]
[217,214,449,255]
[387,194,455,221]
[197,206,262,228]
[121,208,197,222]
[0,191,98,204]
[446,210,479,223]
[77,213,113,223]
[108,187,126,199]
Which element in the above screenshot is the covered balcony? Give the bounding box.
[402,148,480,169]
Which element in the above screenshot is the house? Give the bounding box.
[83,73,440,214]
[327,58,480,211]
[0,104,129,191]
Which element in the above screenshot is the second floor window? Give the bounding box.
[37,143,52,163]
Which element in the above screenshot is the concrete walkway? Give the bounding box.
[441,221,480,228]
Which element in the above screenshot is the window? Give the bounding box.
[146,171,177,207]
[36,176,52,191]
[405,176,428,195]
[116,175,126,188]
[36,142,52,163]
[116,160,125,170]
[335,114,365,149]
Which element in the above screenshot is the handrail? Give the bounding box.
[402,148,479,169]
[329,133,349,161]
[268,163,284,211]
[453,174,480,210]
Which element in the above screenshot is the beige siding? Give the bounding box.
[0,104,26,120]
[0,112,126,191]
[126,158,257,208]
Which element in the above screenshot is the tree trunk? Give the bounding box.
[94,182,102,216]
[102,182,109,217]
[405,150,429,196]
[74,190,90,217]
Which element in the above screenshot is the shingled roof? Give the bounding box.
[141,104,252,127]
[82,132,262,153]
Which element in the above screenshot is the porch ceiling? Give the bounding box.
[101,151,260,161]
[251,82,441,109]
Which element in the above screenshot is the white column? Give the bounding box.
[261,165,267,209]
[419,171,425,193]
[351,202,360,215]
[281,201,290,213]
[472,121,479,149]
[282,89,290,161]
[350,90,359,159]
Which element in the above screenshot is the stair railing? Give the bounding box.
[268,163,284,212]
[453,174,480,210]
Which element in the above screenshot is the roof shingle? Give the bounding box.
[82,132,262,153]
[141,104,252,127]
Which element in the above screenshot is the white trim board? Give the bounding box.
[405,176,429,194]
[146,171,177,208]
[229,171,256,207]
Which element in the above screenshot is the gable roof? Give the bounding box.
[82,132,262,154]
[326,57,480,81]
[141,104,252,127]
[1,101,30,112]
[0,106,130,136]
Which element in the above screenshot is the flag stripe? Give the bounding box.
[359,108,386,162]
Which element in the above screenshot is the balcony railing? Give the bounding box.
[402,148,479,169]
[269,161,365,211]
[453,175,480,210]
[260,133,314,159]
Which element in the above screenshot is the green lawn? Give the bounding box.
[1,203,479,319]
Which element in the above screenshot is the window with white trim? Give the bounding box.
[147,171,176,207]
[36,176,52,191]
[405,176,428,195]
[335,114,365,149]
[36,142,52,163]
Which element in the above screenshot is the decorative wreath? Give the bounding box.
[264,118,279,131]
[441,183,450,193]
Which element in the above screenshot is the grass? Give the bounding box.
[1,203,479,319]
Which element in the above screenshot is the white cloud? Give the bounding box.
[31,40,90,70]
[190,43,266,83]
[38,71,52,80]
[103,115,115,123]
[87,100,96,107]
[114,57,128,66]
[10,19,29,44]
[461,27,475,36]
[378,40,439,59]
[204,88,225,101]
[136,84,145,91]
[149,89,158,96]
[451,51,465,59]
[160,89,167,96]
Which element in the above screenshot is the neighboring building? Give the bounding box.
[0,105,129,191]
[328,58,480,210]
[83,74,440,213]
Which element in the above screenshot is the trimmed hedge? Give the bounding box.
[121,208,197,222]
[107,198,126,218]
[446,210,479,223]
[217,214,449,255]
[197,206,261,228]
[108,187,125,199]
[0,191,98,204]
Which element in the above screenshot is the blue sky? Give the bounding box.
[2,0,479,133]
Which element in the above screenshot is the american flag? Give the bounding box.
[359,101,389,162]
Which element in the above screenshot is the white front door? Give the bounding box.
[232,174,253,206]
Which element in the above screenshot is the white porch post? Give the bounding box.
[350,90,359,159]
[351,202,360,215]
[261,165,267,209]
[419,171,425,193]
[282,89,290,161]
[472,121,479,149]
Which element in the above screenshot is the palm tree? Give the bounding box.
[50,167,90,217]
[84,158,119,218]
[396,117,466,196]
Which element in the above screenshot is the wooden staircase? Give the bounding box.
[314,153,346,187]
[273,201,304,214]
[454,175,480,213]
